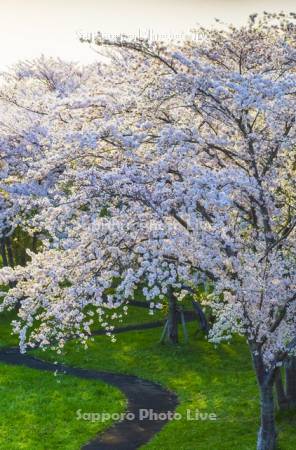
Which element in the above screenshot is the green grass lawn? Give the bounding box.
[33,323,296,450]
[0,304,164,450]
[1,303,296,450]
[0,362,125,450]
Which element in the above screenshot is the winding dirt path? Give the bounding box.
[0,321,179,449]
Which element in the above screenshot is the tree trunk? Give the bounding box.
[166,288,178,344]
[286,357,296,409]
[251,347,277,450]
[257,381,277,450]
[5,237,15,267]
[32,232,38,253]
[275,368,289,410]
[0,237,8,267]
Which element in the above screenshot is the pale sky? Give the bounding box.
[0,0,295,69]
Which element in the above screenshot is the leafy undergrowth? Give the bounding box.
[0,310,19,348]
[0,362,125,450]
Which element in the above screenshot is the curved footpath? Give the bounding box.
[0,320,182,450]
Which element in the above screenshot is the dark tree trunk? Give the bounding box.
[5,237,14,267]
[32,232,38,253]
[166,288,179,344]
[0,237,8,267]
[275,368,289,410]
[286,357,296,409]
[251,347,277,450]
[257,381,277,450]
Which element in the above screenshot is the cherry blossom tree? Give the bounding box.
[90,18,296,450]
[0,13,296,450]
